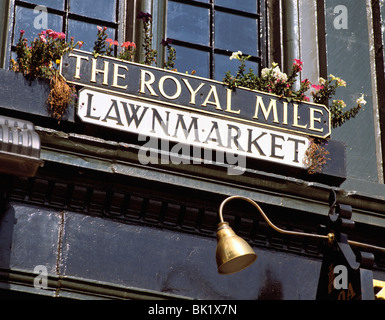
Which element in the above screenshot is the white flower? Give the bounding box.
[230,51,243,61]
[261,65,288,82]
[261,68,270,78]
[272,66,288,82]
[356,94,367,106]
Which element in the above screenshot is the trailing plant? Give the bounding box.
[304,138,331,175]
[223,51,367,173]
[11,29,82,121]
[311,75,364,128]
[47,73,76,121]
[161,38,176,70]
[137,11,157,66]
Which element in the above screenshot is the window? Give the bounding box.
[8,0,121,59]
[166,0,264,80]
[7,0,266,83]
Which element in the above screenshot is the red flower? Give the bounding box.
[293,59,303,72]
[122,41,136,49]
[20,30,25,35]
[106,38,119,46]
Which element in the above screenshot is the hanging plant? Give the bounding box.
[47,73,76,122]
[11,29,83,121]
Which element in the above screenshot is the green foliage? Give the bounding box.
[11,29,82,121]
[12,29,82,81]
[223,53,366,129]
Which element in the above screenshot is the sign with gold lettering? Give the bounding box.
[60,50,331,139]
[78,88,310,168]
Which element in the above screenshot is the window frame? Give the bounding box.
[5,0,126,68]
[165,0,268,79]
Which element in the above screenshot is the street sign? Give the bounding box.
[77,88,311,169]
[61,50,331,139]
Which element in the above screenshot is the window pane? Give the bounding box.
[68,20,116,53]
[215,53,258,81]
[26,0,65,10]
[215,0,257,13]
[70,0,117,22]
[167,1,209,46]
[173,45,209,78]
[13,6,63,45]
[215,12,258,54]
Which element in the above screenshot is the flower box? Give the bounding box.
[0,68,74,122]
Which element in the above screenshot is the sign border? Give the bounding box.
[60,49,332,139]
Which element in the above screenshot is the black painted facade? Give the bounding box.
[0,0,384,301]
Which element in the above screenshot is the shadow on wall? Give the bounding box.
[258,269,283,300]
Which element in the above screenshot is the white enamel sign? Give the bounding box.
[77,88,310,169]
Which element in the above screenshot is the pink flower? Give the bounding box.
[47,29,56,38]
[97,26,103,31]
[78,41,84,49]
[58,32,66,40]
[20,29,25,35]
[311,84,324,92]
[39,34,47,43]
[293,59,303,72]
